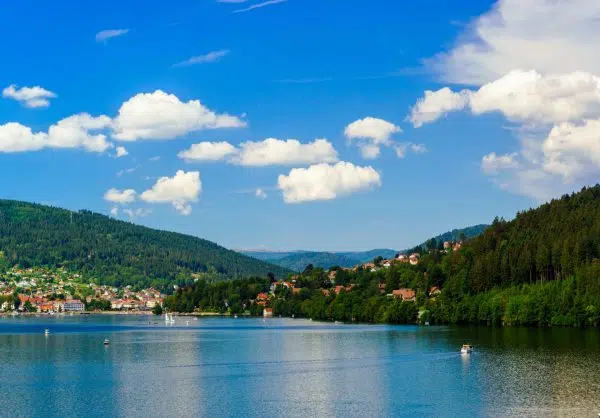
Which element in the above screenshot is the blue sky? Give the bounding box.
[2,0,598,251]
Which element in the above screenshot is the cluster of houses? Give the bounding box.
[255,271,443,317]
[0,267,164,313]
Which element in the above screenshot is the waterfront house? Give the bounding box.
[263,308,273,317]
[64,300,85,312]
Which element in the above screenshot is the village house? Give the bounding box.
[396,254,408,263]
[409,253,420,265]
[391,288,417,302]
[263,308,273,318]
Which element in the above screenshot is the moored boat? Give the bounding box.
[461,344,473,355]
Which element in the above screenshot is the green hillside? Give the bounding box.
[0,200,291,291]
[168,184,600,328]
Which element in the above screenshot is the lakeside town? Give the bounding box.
[0,266,165,314]
[0,241,462,316]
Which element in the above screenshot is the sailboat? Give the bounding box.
[164,312,175,325]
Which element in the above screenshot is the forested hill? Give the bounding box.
[0,200,290,290]
[447,185,600,294]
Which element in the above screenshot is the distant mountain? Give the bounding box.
[243,225,489,272]
[0,200,291,291]
[339,249,398,263]
[265,252,361,272]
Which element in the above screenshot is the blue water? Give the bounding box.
[1,315,599,417]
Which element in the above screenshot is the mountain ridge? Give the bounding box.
[0,199,291,291]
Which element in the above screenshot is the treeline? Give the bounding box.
[0,200,290,292]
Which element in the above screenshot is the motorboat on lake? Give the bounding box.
[44,329,50,336]
[461,344,473,355]
[103,339,110,346]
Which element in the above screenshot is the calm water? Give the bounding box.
[0,316,599,417]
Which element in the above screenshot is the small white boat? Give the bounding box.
[44,329,50,335]
[103,339,110,346]
[461,344,473,355]
[234,315,238,319]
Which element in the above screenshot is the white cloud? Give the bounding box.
[112,90,246,141]
[427,0,600,85]
[542,119,600,180]
[104,188,136,204]
[233,0,287,13]
[0,123,46,152]
[115,146,128,158]
[140,170,201,215]
[344,117,401,159]
[233,138,338,166]
[149,156,161,161]
[178,141,238,162]
[481,152,520,175]
[110,207,119,217]
[395,143,428,159]
[123,208,153,219]
[255,188,267,199]
[2,84,57,108]
[408,87,469,128]
[179,138,338,166]
[46,113,113,153]
[95,29,129,43]
[277,161,381,203]
[172,50,230,68]
[0,113,112,153]
[410,70,600,127]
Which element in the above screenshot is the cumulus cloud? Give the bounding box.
[179,138,339,166]
[277,161,381,203]
[110,207,119,217]
[0,123,46,153]
[410,69,600,196]
[104,188,136,204]
[46,113,113,153]
[112,90,246,141]
[408,87,469,128]
[344,117,401,159]
[178,141,238,162]
[172,50,229,68]
[2,84,57,108]
[481,152,520,175]
[0,113,112,153]
[140,170,201,215]
[95,29,129,43]
[115,146,128,158]
[427,0,600,85]
[233,138,338,166]
[542,120,600,180]
[410,70,600,128]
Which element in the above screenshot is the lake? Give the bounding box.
[0,315,599,417]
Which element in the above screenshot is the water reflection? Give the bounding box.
[0,318,599,417]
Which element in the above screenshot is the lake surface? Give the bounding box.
[0,316,599,417]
